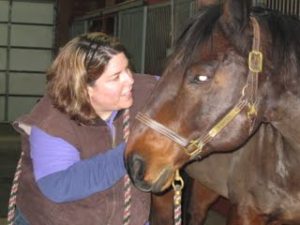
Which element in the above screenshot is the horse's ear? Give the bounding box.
[221,0,252,34]
[220,0,252,53]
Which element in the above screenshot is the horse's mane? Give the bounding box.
[257,8,300,92]
[253,7,300,71]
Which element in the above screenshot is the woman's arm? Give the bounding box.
[30,126,126,203]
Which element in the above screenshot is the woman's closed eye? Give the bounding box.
[111,74,120,80]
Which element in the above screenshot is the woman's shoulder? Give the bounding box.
[29,96,69,126]
[13,96,54,132]
[14,95,74,134]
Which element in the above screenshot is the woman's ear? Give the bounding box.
[87,85,93,99]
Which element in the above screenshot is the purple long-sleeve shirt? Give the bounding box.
[30,111,126,203]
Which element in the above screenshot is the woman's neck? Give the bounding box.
[98,111,113,121]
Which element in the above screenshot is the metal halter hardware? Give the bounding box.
[136,17,263,159]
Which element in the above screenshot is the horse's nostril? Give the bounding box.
[129,153,145,182]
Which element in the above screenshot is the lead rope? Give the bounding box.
[172,170,184,225]
[123,108,132,225]
[7,151,24,225]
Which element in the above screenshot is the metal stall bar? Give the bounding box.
[118,6,146,73]
[145,2,171,75]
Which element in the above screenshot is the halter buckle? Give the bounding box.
[247,103,257,118]
[184,140,204,158]
[248,50,263,73]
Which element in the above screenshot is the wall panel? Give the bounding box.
[11,1,54,24]
[9,73,46,95]
[11,25,53,48]
[1,0,55,122]
[8,96,40,121]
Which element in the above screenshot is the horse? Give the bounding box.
[125,0,300,224]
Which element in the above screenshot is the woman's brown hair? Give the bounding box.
[47,32,127,125]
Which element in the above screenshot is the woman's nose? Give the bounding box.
[125,70,134,85]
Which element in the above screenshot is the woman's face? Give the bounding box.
[88,52,134,120]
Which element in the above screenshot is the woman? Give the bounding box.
[11,32,157,225]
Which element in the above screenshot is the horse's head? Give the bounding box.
[125,0,298,192]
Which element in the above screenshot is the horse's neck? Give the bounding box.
[271,92,300,152]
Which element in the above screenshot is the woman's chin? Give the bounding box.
[120,99,133,109]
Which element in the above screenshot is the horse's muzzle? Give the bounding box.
[126,153,152,192]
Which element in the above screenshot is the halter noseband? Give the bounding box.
[136,17,263,159]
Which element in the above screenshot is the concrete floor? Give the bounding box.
[0,123,226,225]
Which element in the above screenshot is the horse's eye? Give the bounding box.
[197,75,208,81]
[192,74,209,83]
